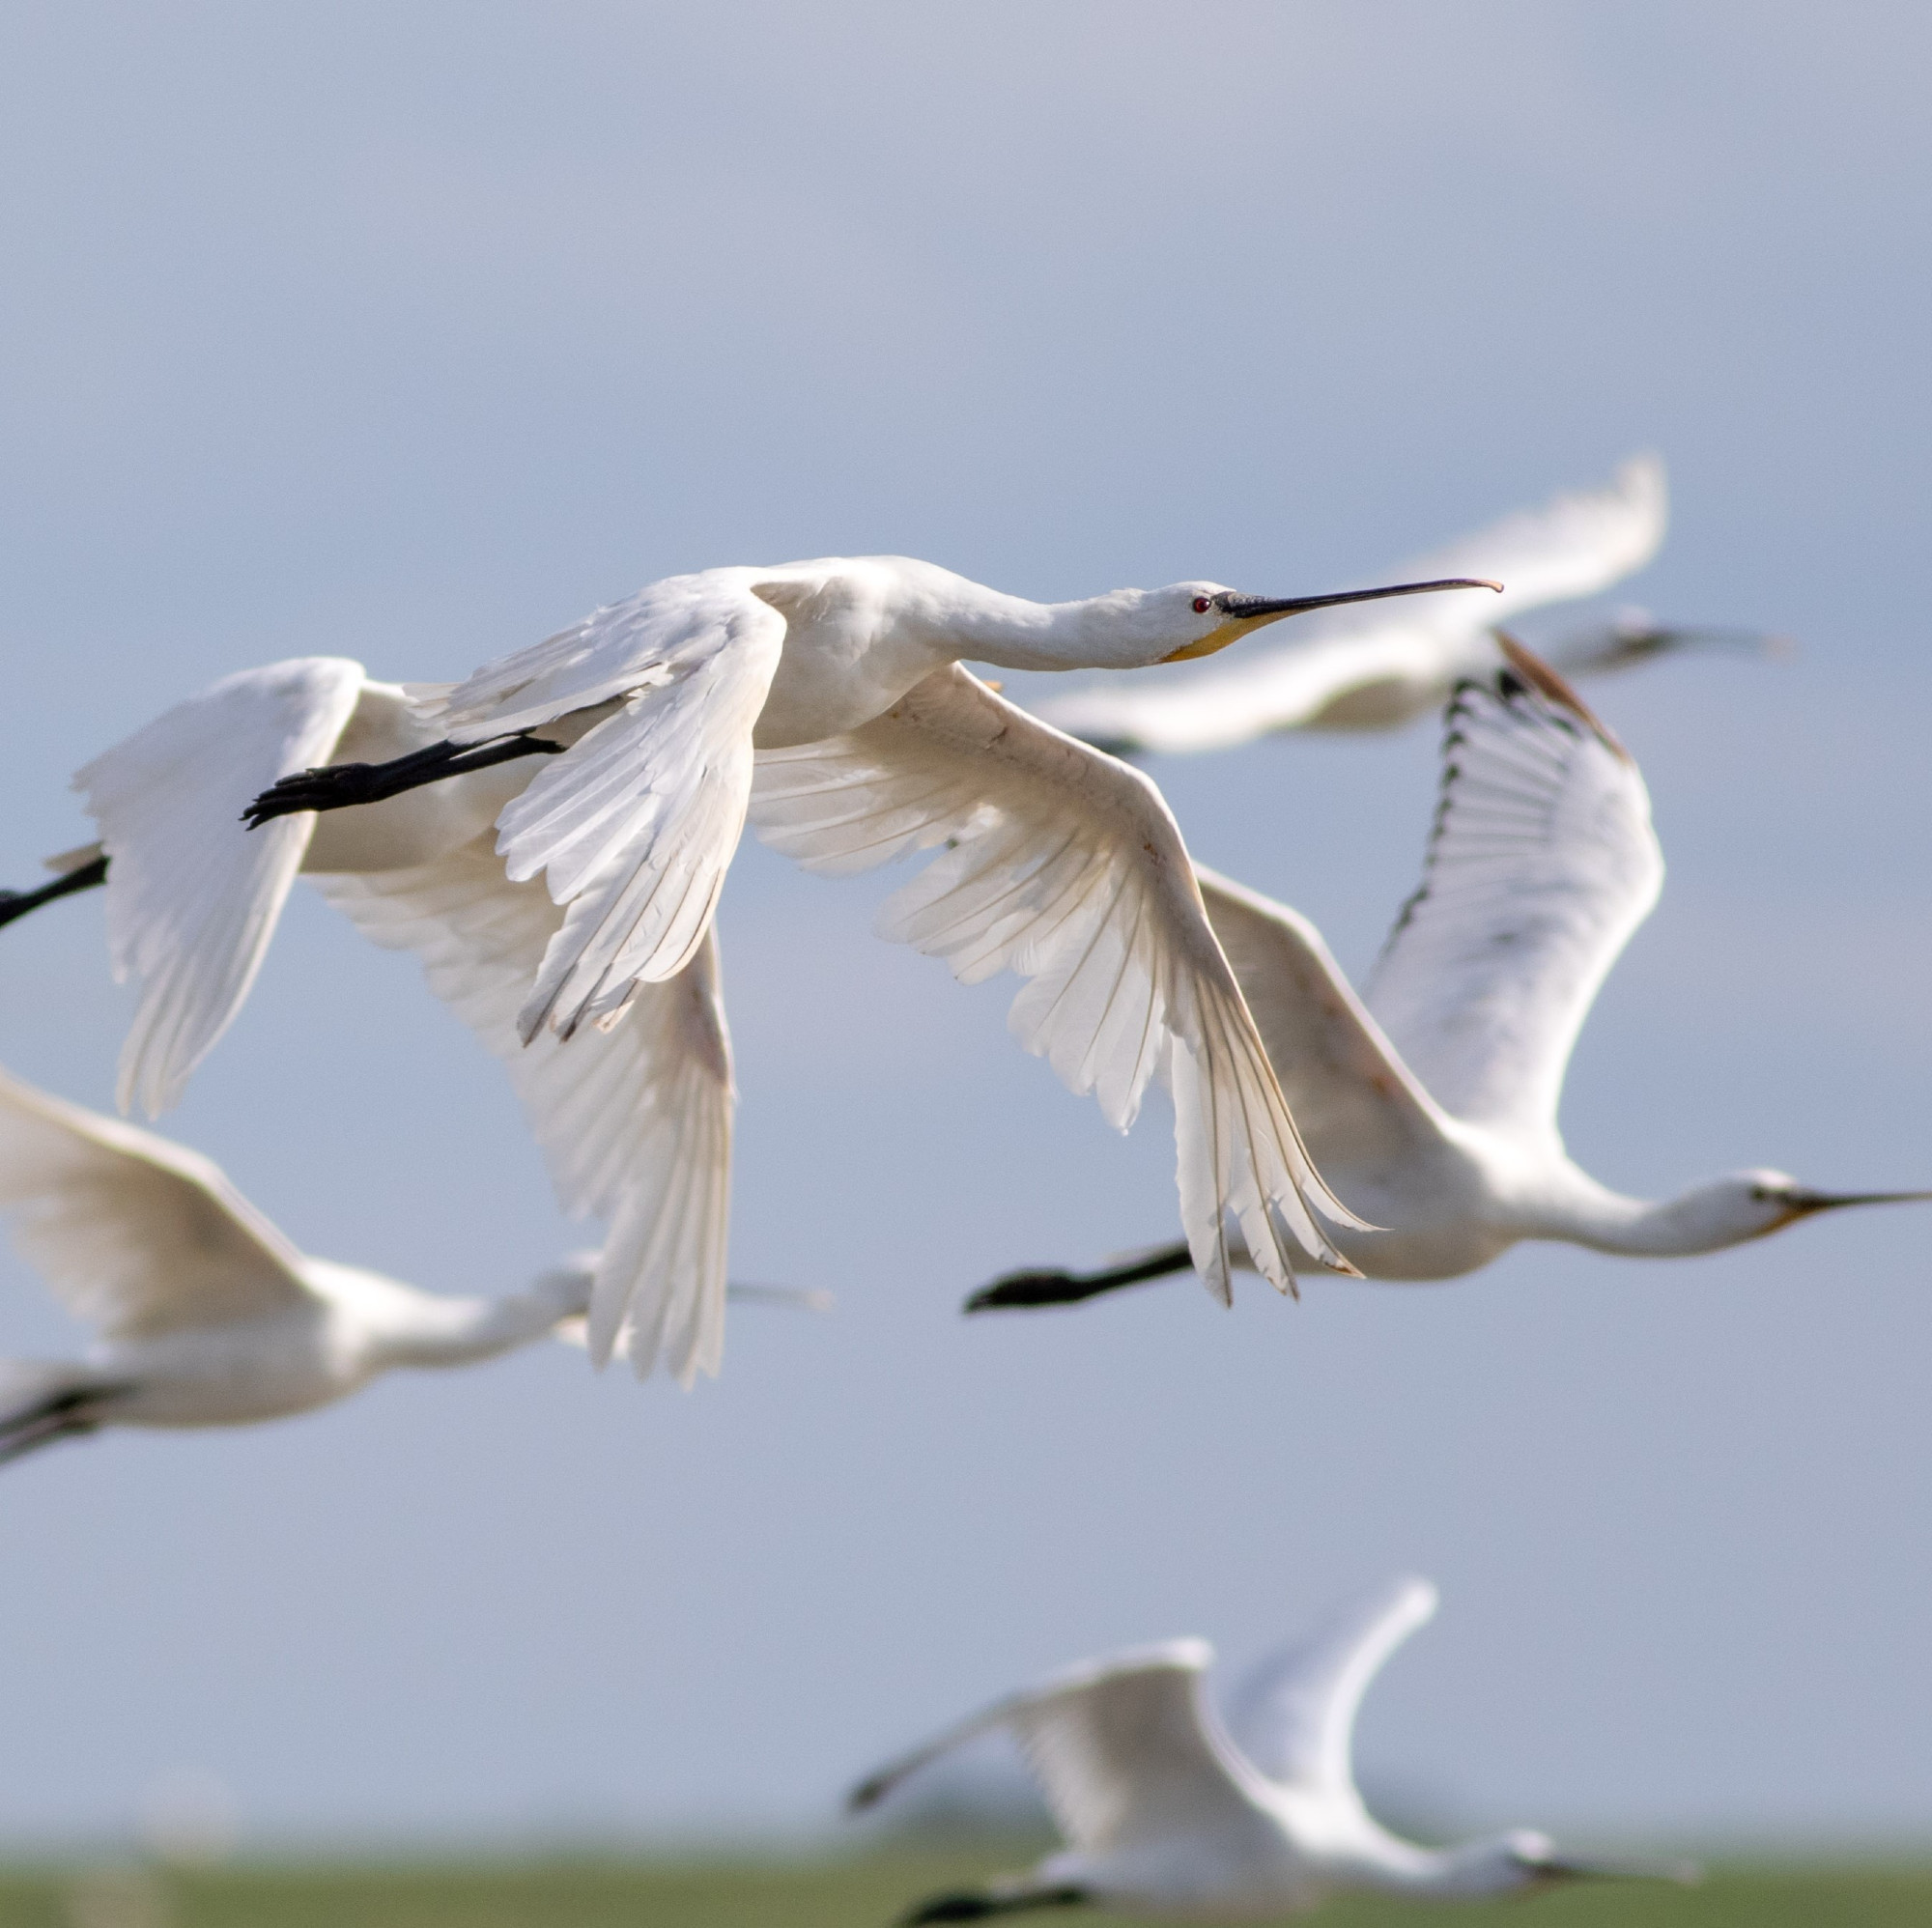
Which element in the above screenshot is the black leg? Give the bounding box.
[242,731,563,829]
[903,1886,1088,1923]
[963,1241,1195,1314]
[0,1387,107,1467]
[0,854,109,931]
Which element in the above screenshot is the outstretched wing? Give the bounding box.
[1032,454,1665,753]
[750,666,1367,1303]
[1364,642,1664,1138]
[75,659,366,1116]
[1194,865,1453,1177]
[1222,1576,1438,1795]
[312,835,733,1384]
[0,1064,316,1341]
[851,1640,1266,1854]
[410,572,785,1042]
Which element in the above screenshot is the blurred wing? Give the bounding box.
[1394,451,1664,627]
[851,1641,1264,1854]
[312,836,733,1384]
[411,574,785,1040]
[76,659,366,1116]
[750,666,1366,1303]
[0,1064,315,1341]
[1223,1576,1438,1795]
[1364,645,1663,1137]
[1033,454,1665,753]
[1194,865,1452,1174]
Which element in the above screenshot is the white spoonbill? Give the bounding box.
[851,1576,1691,1920]
[1030,454,1778,755]
[0,1065,830,1462]
[5,565,1492,1358]
[0,1061,596,1462]
[969,639,1931,1314]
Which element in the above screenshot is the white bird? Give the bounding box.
[6,560,1497,1363]
[0,1061,596,1461]
[969,639,1931,1314]
[1029,455,1777,756]
[0,1067,832,1462]
[851,1576,1691,1920]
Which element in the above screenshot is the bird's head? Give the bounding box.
[1678,1170,1932,1248]
[1142,576,1503,664]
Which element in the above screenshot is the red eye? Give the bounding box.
[1192,596,1212,613]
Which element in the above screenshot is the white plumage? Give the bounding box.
[971,641,1932,1314]
[1028,454,1771,755]
[18,555,1497,1351]
[0,1063,594,1460]
[853,1576,1687,1919]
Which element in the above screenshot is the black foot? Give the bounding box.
[903,1887,1087,1923]
[0,854,109,931]
[0,1387,108,1467]
[242,731,563,828]
[964,1241,1194,1314]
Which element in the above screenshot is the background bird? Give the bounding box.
[971,639,1931,1314]
[1027,455,1781,756]
[0,1066,831,1463]
[0,1062,598,1462]
[851,1575,1690,1920]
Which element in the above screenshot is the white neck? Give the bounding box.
[1526,1170,1747,1258]
[896,574,1204,673]
[372,1288,575,1370]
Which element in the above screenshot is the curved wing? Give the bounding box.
[75,660,366,1116]
[851,1640,1266,1855]
[1194,865,1452,1176]
[750,666,1367,1303]
[311,836,733,1384]
[410,572,786,1041]
[0,1064,316,1341]
[1222,1576,1438,1795]
[1364,641,1663,1138]
[1033,454,1665,753]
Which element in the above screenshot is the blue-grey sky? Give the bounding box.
[1,0,1930,1850]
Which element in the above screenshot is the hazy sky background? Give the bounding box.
[1,0,1929,1852]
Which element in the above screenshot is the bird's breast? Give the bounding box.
[751,621,951,749]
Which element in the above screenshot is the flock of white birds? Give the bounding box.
[0,453,1883,1917]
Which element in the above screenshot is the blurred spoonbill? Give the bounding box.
[971,639,1931,1314]
[852,1575,1693,1920]
[0,1065,833,1463]
[1030,455,1781,755]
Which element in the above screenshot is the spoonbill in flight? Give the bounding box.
[4,561,1496,1367]
[852,1575,1692,1920]
[0,1065,831,1463]
[1030,455,1781,755]
[0,1062,601,1461]
[971,639,1931,1315]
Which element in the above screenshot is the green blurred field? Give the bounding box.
[4,1856,1930,1928]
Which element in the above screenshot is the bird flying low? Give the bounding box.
[970,638,1932,1315]
[851,1576,1695,1920]
[1028,455,1784,755]
[2,557,1498,1377]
